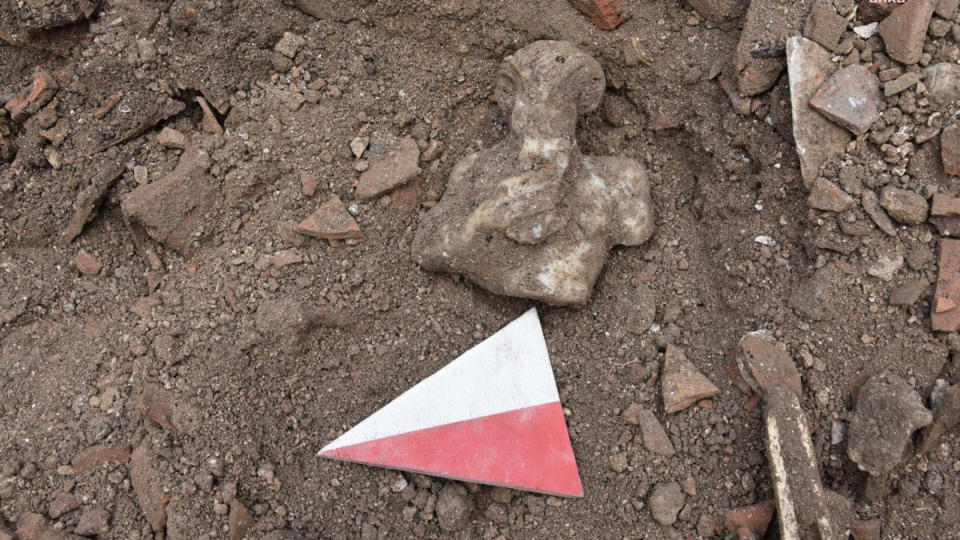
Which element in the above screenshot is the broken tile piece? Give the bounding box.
[918,384,960,453]
[931,193,960,216]
[848,371,932,476]
[735,0,813,96]
[662,345,719,413]
[568,0,627,29]
[807,177,855,211]
[877,0,936,65]
[941,124,960,176]
[296,196,363,241]
[803,2,846,51]
[786,37,851,185]
[355,137,420,200]
[765,384,841,540]
[130,441,169,533]
[737,330,803,396]
[4,71,58,123]
[725,501,775,539]
[628,406,676,455]
[808,65,881,135]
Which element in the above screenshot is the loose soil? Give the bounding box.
[2,0,959,538]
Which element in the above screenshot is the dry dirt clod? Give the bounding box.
[889,278,928,306]
[648,481,684,526]
[16,512,82,540]
[436,483,472,532]
[764,384,843,540]
[877,0,936,65]
[662,344,719,413]
[350,136,369,159]
[47,491,79,519]
[412,40,654,306]
[687,0,742,21]
[72,445,131,475]
[847,371,932,477]
[74,249,101,275]
[737,330,802,397]
[74,507,110,536]
[786,37,851,185]
[879,186,928,224]
[567,0,627,29]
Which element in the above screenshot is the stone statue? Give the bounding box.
[412,40,655,306]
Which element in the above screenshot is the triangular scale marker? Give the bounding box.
[319,308,583,497]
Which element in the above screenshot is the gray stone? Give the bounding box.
[884,71,919,96]
[926,63,960,107]
[649,481,684,526]
[862,189,898,235]
[809,65,881,135]
[786,37,851,185]
[436,484,473,532]
[848,371,932,476]
[880,186,928,224]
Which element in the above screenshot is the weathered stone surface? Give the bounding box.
[737,330,803,396]
[130,441,169,533]
[648,481,684,526]
[786,37,851,185]
[924,63,960,107]
[296,196,363,241]
[918,384,960,453]
[568,0,627,29]
[803,2,846,51]
[877,0,936,65]
[412,41,655,306]
[355,137,420,200]
[848,372,932,476]
[862,189,897,235]
[807,177,855,211]
[735,0,813,96]
[789,262,843,320]
[121,146,218,253]
[4,71,58,123]
[809,65,881,135]
[662,345,719,413]
[942,124,960,176]
[764,384,840,540]
[73,445,132,474]
[74,249,102,275]
[889,278,928,306]
[880,186,928,224]
[687,0,746,21]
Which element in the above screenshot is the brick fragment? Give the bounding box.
[568,0,627,30]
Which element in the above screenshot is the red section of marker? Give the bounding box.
[320,401,582,497]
